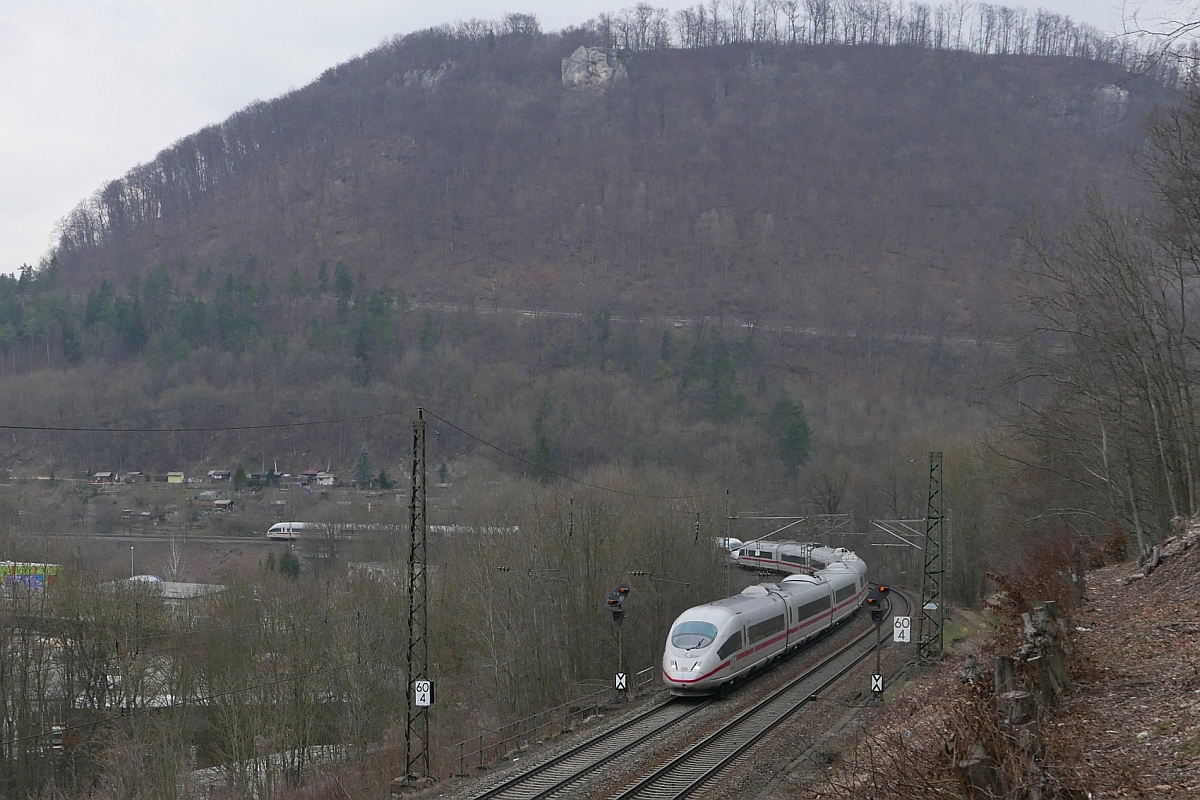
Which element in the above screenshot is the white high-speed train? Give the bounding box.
[729,540,858,576]
[265,522,326,541]
[661,548,867,695]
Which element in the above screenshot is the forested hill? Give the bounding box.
[48,13,1169,343]
[0,7,1179,488]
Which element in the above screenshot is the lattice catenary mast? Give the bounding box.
[404,409,429,776]
[917,451,945,661]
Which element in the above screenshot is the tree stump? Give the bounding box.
[955,743,1006,799]
[994,655,1016,696]
[1143,544,1162,576]
[1028,602,1073,697]
[999,690,1037,726]
[1070,541,1087,603]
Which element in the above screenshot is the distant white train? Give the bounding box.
[662,545,867,694]
[729,540,858,576]
[265,522,326,541]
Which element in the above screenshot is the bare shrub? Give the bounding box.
[823,675,1095,799]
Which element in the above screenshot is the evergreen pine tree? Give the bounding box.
[279,550,301,579]
[355,449,373,488]
[768,392,812,475]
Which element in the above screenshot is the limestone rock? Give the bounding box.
[1095,84,1130,126]
[958,653,984,684]
[561,46,627,90]
[404,61,454,91]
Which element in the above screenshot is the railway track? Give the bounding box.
[609,590,911,799]
[467,590,908,800]
[469,699,715,800]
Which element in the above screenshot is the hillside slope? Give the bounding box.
[811,528,1200,798]
[1058,531,1200,796]
[51,34,1169,340]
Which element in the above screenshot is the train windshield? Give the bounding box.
[671,621,719,650]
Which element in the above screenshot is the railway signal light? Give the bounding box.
[866,585,890,626]
[607,585,631,625]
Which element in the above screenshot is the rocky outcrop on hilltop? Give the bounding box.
[561,46,627,89]
[404,61,454,91]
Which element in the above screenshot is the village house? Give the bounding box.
[167,472,185,484]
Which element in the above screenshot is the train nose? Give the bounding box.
[663,659,703,683]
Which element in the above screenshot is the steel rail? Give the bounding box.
[468,698,714,800]
[609,590,911,800]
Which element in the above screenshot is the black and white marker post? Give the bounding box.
[607,583,632,699]
[866,585,890,696]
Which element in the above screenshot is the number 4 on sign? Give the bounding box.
[414,680,434,707]
[893,615,911,643]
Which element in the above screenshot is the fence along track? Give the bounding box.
[469,698,714,800]
[609,590,911,800]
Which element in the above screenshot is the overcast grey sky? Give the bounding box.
[0,0,1184,275]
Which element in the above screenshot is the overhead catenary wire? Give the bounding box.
[0,405,709,508]
[0,409,413,433]
[1,537,722,751]
[421,408,707,502]
[0,405,727,751]
[2,534,722,711]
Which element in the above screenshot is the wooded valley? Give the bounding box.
[3,2,1200,795]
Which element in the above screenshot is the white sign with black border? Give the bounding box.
[871,674,884,693]
[893,615,912,643]
[615,672,627,691]
[414,680,433,707]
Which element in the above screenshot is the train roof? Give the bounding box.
[737,540,861,559]
[781,573,827,586]
[693,588,784,616]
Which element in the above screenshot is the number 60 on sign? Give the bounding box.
[893,616,911,643]
[414,680,434,707]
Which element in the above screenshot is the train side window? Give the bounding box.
[810,560,826,570]
[834,584,856,603]
[717,631,742,659]
[781,554,804,565]
[796,597,830,620]
[747,614,785,644]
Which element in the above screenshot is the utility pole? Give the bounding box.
[723,489,731,597]
[917,451,945,662]
[404,408,429,777]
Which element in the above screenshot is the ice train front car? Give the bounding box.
[661,548,867,695]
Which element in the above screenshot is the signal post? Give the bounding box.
[865,585,891,695]
[606,583,631,699]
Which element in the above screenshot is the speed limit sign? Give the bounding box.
[893,616,912,643]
